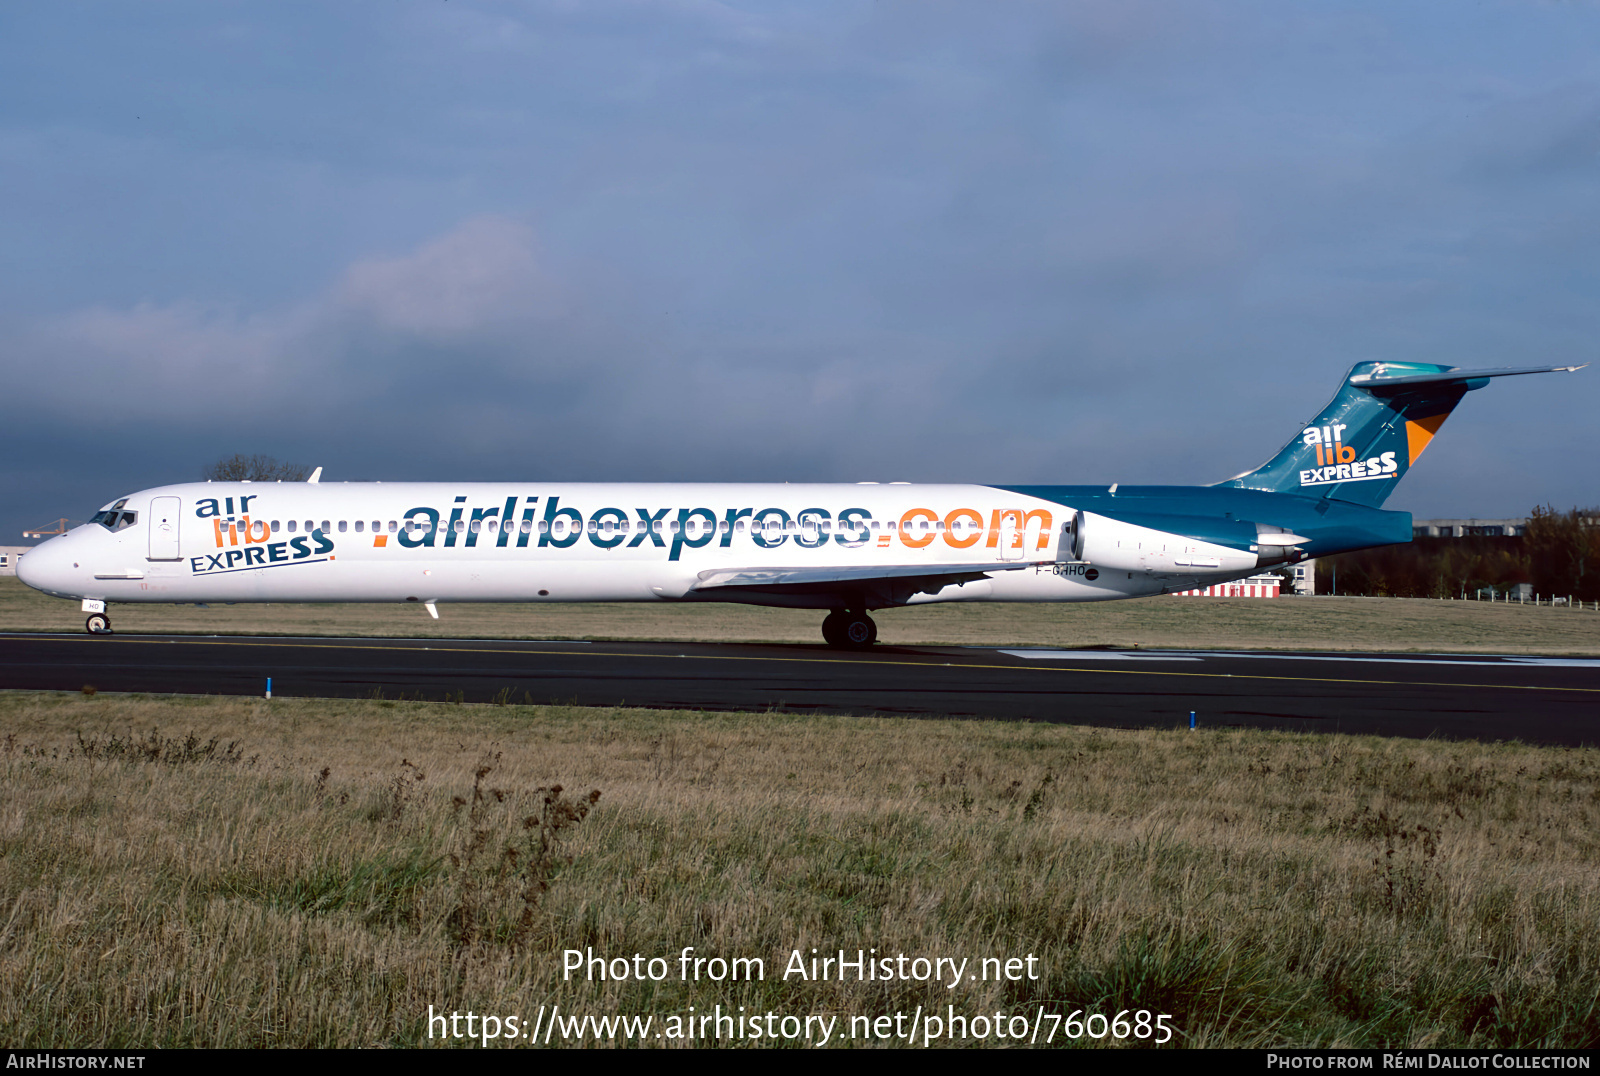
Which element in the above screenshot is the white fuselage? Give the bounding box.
[19,481,1265,611]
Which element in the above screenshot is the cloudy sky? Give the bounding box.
[3,1,1598,542]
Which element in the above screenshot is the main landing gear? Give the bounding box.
[821,609,877,649]
[85,613,112,635]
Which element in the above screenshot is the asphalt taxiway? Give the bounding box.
[1,633,1595,745]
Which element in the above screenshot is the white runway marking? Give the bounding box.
[998,650,1201,662]
[996,649,1600,669]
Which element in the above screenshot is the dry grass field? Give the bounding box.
[2,691,1597,1049]
[3,577,1599,654]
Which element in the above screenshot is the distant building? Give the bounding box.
[1173,572,1287,598]
[1412,518,1527,538]
[0,546,34,577]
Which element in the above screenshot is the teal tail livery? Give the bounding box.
[1217,361,1586,508]
[17,362,1585,647]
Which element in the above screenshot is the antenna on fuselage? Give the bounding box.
[307,467,323,484]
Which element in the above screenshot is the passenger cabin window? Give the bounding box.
[287,521,297,533]
[338,521,348,533]
[271,521,281,533]
[355,521,364,533]
[319,521,329,533]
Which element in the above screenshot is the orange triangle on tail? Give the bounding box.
[1405,413,1449,465]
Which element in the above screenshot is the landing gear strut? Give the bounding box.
[85,613,112,635]
[822,609,876,649]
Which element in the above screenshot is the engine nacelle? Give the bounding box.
[1063,510,1259,576]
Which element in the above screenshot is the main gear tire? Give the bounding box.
[821,610,847,647]
[841,613,877,649]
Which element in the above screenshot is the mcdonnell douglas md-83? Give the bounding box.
[18,361,1585,646]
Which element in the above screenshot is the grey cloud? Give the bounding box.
[3,2,1599,544]
[336,217,565,336]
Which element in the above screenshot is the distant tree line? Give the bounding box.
[202,454,310,482]
[1525,505,1599,600]
[1316,506,1600,601]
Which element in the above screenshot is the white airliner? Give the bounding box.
[17,361,1582,646]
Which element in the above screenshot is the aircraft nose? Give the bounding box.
[15,537,80,599]
[15,544,45,589]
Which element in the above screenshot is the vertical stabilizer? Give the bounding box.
[1217,361,1584,507]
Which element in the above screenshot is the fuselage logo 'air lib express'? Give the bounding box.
[18,360,1584,646]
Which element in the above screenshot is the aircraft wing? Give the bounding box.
[691,560,1045,606]
[694,561,1040,590]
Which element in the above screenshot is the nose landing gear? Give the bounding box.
[821,609,877,649]
[85,613,112,635]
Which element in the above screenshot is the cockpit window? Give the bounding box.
[91,509,138,532]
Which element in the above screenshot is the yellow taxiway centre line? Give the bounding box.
[21,633,1600,695]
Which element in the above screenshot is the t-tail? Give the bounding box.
[1217,360,1586,507]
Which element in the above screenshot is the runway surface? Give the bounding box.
[1,633,1596,745]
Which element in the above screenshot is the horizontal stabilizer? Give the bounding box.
[1349,363,1586,388]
